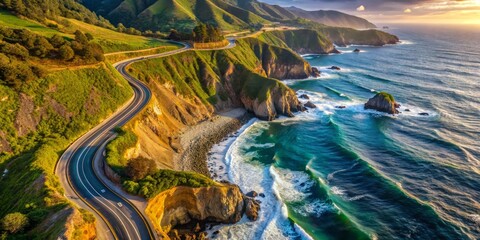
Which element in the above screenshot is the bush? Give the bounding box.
[26,209,49,225]
[58,44,74,60]
[1,212,29,233]
[105,128,138,175]
[125,157,157,180]
[123,169,216,198]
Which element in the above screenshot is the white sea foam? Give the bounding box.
[470,214,480,225]
[207,121,315,239]
[331,186,347,196]
[347,194,371,202]
[399,40,415,45]
[270,167,315,202]
[293,199,334,218]
[335,100,439,119]
[283,73,335,85]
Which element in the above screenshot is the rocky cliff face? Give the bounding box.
[262,56,312,79]
[364,92,400,114]
[145,184,258,238]
[125,38,310,172]
[240,84,303,120]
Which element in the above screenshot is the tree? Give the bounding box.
[125,157,157,180]
[193,23,207,42]
[32,37,54,58]
[1,212,29,233]
[74,30,88,44]
[49,34,66,48]
[85,33,94,41]
[58,44,74,60]
[117,23,126,33]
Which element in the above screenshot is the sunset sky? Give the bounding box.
[261,0,480,24]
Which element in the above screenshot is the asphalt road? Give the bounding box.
[55,40,236,240]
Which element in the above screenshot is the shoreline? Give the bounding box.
[174,108,253,176]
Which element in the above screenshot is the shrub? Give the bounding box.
[1,212,29,233]
[105,128,138,175]
[123,169,216,198]
[125,157,157,180]
[58,44,74,60]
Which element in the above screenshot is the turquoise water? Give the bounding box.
[208,25,480,239]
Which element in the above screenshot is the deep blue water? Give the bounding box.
[209,25,480,239]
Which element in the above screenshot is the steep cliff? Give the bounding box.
[318,26,399,46]
[115,37,309,173]
[258,29,338,54]
[128,38,310,121]
[145,184,253,238]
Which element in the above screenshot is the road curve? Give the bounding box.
[55,40,236,240]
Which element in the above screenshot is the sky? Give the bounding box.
[260,0,480,24]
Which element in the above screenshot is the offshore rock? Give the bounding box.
[364,92,400,114]
[304,101,317,108]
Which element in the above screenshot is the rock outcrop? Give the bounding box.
[304,101,317,108]
[244,197,260,221]
[241,84,304,121]
[145,184,259,238]
[364,92,400,114]
[299,94,310,100]
[330,66,341,70]
[311,67,321,77]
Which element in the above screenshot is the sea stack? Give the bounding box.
[364,92,400,114]
[311,67,321,77]
[330,66,341,70]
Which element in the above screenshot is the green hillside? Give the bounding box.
[0,9,177,53]
[128,37,305,107]
[0,0,114,29]
[0,61,133,239]
[286,6,377,29]
[232,0,297,21]
[257,29,337,54]
[82,0,275,32]
[85,0,267,32]
[0,4,178,237]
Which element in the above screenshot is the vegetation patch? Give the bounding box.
[378,92,395,103]
[123,169,217,198]
[257,29,334,53]
[105,128,138,175]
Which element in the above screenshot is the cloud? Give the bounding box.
[404,8,412,13]
[357,5,366,11]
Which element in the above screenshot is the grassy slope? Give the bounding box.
[0,63,133,238]
[0,9,178,53]
[128,37,295,109]
[0,10,63,37]
[0,7,179,240]
[86,0,271,32]
[64,19,177,53]
[318,26,399,46]
[257,29,335,54]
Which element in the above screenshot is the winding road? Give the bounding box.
[55,39,236,240]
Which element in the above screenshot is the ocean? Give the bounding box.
[207,24,480,240]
